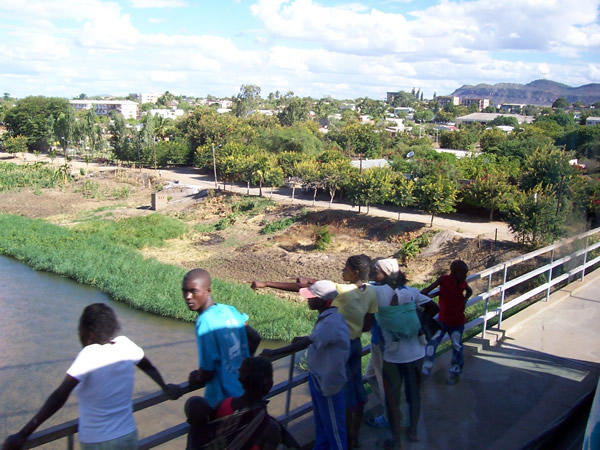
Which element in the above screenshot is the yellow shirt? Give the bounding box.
[333,283,378,339]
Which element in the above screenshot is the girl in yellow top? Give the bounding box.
[250,254,377,448]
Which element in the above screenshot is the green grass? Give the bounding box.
[0,213,315,340]
[72,213,188,249]
[0,161,62,192]
[261,217,298,234]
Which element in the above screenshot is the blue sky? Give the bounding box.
[1,0,599,100]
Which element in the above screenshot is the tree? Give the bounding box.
[488,116,519,128]
[233,84,261,118]
[479,127,508,152]
[357,98,387,122]
[4,96,71,150]
[552,97,570,109]
[414,174,457,226]
[392,174,415,220]
[157,91,176,107]
[507,187,565,248]
[413,109,434,123]
[466,171,519,220]
[320,159,352,207]
[278,97,310,127]
[3,135,28,159]
[327,122,381,158]
[53,109,75,159]
[346,167,395,214]
[296,159,322,205]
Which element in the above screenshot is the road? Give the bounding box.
[1,151,514,241]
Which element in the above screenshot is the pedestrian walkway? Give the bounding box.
[289,269,600,449]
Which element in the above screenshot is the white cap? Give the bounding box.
[299,280,338,301]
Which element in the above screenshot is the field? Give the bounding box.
[0,157,525,338]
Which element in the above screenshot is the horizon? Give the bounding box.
[1,0,599,100]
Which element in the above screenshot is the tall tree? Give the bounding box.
[233,84,261,118]
[414,174,457,226]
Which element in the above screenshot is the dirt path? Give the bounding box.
[0,151,513,241]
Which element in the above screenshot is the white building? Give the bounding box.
[586,117,600,126]
[131,93,160,104]
[455,112,534,125]
[149,109,185,120]
[70,100,138,119]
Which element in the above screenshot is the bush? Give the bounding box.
[261,217,297,234]
[314,225,331,250]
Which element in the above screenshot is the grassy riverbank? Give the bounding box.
[0,213,315,340]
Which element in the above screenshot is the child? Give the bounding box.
[251,254,377,447]
[365,258,400,430]
[420,260,473,384]
[2,303,180,450]
[183,268,261,407]
[376,271,439,446]
[185,356,288,450]
[260,280,350,450]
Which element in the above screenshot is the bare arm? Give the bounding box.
[260,336,311,359]
[246,324,261,356]
[420,277,442,297]
[3,375,78,449]
[137,357,181,399]
[250,280,305,292]
[464,284,473,306]
[188,368,215,390]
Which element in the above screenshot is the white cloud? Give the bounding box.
[129,0,188,7]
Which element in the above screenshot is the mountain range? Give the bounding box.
[448,80,600,107]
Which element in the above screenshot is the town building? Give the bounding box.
[500,103,526,113]
[586,117,600,126]
[436,96,460,108]
[70,100,138,119]
[461,98,490,111]
[455,112,534,125]
[149,109,185,120]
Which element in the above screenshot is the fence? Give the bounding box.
[22,227,600,449]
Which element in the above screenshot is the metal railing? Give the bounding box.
[22,227,600,448]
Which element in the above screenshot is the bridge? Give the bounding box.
[19,228,600,449]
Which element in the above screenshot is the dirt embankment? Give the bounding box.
[0,161,525,302]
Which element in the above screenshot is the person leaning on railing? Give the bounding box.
[2,303,181,450]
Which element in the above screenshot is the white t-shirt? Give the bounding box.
[67,335,144,444]
[377,286,433,364]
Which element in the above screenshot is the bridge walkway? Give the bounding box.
[288,268,600,449]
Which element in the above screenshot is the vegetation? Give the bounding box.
[0,213,315,340]
[4,86,600,250]
[0,161,62,191]
[313,225,332,250]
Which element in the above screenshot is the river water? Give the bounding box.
[0,256,307,449]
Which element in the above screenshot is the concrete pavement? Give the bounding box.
[287,269,600,449]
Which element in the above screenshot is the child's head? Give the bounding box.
[342,254,371,283]
[450,260,469,282]
[182,268,213,313]
[299,280,338,311]
[239,356,274,400]
[369,258,406,287]
[78,303,120,347]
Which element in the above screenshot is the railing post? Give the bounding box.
[482,273,492,338]
[498,264,508,329]
[582,235,589,282]
[284,352,296,423]
[546,249,555,302]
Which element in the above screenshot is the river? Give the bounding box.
[0,256,307,449]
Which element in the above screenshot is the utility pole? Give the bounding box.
[212,143,218,188]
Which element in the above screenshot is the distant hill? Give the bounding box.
[448,80,600,106]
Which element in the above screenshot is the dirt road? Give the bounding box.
[1,151,514,241]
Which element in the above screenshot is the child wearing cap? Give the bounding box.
[260,280,351,450]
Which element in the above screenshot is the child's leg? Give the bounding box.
[448,325,465,373]
[401,359,423,441]
[365,342,386,419]
[422,325,447,375]
[382,360,403,447]
[309,374,347,450]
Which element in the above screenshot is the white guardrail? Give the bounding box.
[21,226,600,449]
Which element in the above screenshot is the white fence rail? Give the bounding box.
[21,227,600,448]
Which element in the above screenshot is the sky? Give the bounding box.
[1,0,599,101]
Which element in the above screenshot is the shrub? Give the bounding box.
[314,225,331,250]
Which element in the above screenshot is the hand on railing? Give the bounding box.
[2,431,27,450]
[164,383,183,400]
